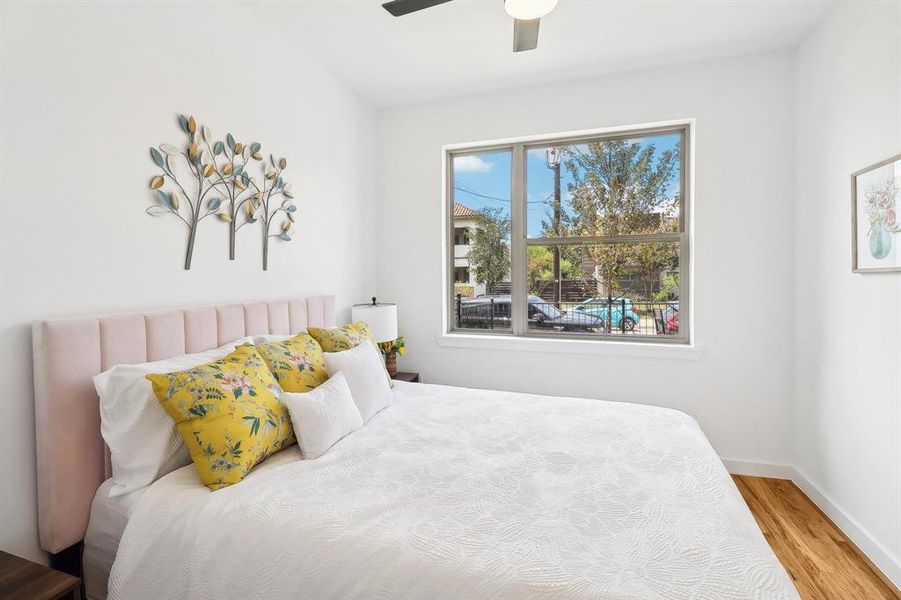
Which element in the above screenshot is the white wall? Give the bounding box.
[794,1,901,584]
[376,52,797,468]
[0,2,375,562]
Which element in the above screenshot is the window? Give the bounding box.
[448,149,513,331]
[446,124,689,343]
[454,267,469,283]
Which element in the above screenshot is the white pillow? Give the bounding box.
[282,372,363,459]
[253,334,293,345]
[323,342,392,422]
[94,336,254,497]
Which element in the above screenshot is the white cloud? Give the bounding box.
[454,155,493,173]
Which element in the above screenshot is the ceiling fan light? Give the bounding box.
[504,0,558,20]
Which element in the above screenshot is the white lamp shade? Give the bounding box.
[504,0,558,20]
[351,303,398,343]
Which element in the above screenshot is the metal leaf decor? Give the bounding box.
[146,114,297,270]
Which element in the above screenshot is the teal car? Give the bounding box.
[574,297,640,331]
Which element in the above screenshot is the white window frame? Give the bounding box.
[441,119,694,350]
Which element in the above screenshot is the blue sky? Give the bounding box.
[453,132,681,237]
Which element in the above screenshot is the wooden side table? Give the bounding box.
[391,371,420,383]
[0,551,81,599]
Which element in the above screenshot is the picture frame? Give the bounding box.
[851,152,901,273]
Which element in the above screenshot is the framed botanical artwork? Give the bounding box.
[852,152,901,273]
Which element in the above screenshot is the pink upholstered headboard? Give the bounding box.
[32,296,335,554]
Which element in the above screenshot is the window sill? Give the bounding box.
[435,333,704,360]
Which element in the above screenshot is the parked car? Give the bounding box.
[665,303,679,334]
[653,303,679,334]
[457,295,603,332]
[666,310,679,333]
[573,297,640,331]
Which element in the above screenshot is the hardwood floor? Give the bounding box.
[733,475,900,600]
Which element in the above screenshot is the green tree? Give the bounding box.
[632,241,679,299]
[469,207,511,294]
[653,271,680,302]
[562,139,679,299]
[528,246,581,294]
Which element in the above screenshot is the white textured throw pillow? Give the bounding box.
[94,337,254,497]
[323,342,393,422]
[282,372,363,459]
[252,334,293,345]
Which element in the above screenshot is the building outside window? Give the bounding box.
[452,202,489,298]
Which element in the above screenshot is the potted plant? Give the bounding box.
[377,337,406,377]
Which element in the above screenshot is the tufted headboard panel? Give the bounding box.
[32,296,335,553]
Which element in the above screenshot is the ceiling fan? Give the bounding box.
[381,0,558,52]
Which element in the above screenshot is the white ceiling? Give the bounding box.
[257,0,832,107]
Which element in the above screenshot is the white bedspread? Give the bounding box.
[109,382,798,600]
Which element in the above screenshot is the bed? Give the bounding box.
[33,296,799,600]
[82,480,143,600]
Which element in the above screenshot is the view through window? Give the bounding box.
[448,124,689,342]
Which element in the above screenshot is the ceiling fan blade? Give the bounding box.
[513,18,540,52]
[382,0,453,17]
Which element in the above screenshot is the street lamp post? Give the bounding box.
[546,147,562,307]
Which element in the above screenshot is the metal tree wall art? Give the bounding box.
[146,115,218,270]
[146,114,296,270]
[210,134,296,267]
[255,155,297,271]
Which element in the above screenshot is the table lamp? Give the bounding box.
[352,297,399,374]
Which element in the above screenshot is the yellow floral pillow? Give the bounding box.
[308,322,394,387]
[255,334,328,392]
[307,322,376,352]
[146,345,295,490]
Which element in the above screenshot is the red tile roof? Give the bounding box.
[453,203,477,218]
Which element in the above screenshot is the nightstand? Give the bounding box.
[0,551,81,600]
[391,371,420,383]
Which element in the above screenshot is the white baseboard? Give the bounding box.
[722,458,901,591]
[722,458,795,479]
[790,467,901,591]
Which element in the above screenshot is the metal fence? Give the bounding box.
[454,295,680,336]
